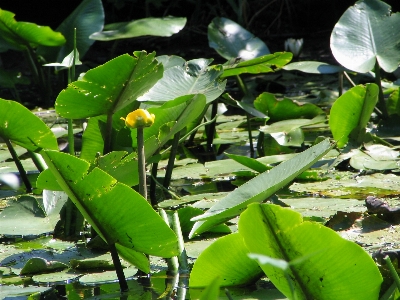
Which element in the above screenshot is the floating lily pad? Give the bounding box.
[79,267,138,285]
[290,173,400,199]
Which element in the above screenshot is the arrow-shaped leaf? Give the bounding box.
[189,138,333,238]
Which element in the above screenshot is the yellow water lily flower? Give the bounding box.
[121,109,155,128]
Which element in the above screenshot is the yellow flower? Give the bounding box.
[121,109,155,128]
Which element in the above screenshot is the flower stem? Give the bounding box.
[137,126,148,201]
[5,139,32,193]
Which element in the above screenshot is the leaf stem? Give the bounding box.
[374,61,388,119]
[137,126,148,201]
[172,211,189,274]
[163,132,180,191]
[384,255,400,291]
[159,209,179,274]
[235,75,254,157]
[5,139,32,193]
[150,161,158,207]
[109,243,129,292]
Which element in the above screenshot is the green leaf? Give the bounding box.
[254,92,324,122]
[330,0,400,73]
[39,150,179,260]
[0,99,58,152]
[189,138,333,238]
[118,94,207,159]
[189,233,263,287]
[138,58,226,103]
[208,17,269,61]
[221,52,292,78]
[95,151,139,187]
[37,0,104,63]
[0,9,65,49]
[115,244,150,274]
[225,153,270,173]
[90,17,186,41]
[80,102,135,162]
[387,89,400,116]
[55,51,163,118]
[239,203,382,299]
[198,276,221,300]
[329,83,378,148]
[283,61,347,74]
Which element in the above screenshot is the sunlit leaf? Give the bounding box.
[331,0,400,73]
[208,17,269,60]
[56,51,163,118]
[138,58,225,103]
[189,139,333,238]
[38,150,178,263]
[90,17,186,41]
[0,99,58,152]
[239,203,382,299]
[189,233,263,287]
[221,52,292,78]
[329,83,378,148]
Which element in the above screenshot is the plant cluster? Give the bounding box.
[1,0,400,299]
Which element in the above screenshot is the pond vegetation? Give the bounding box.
[1,0,400,299]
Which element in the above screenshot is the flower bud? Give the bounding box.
[121,109,155,128]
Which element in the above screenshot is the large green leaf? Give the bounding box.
[55,51,163,118]
[138,58,226,103]
[37,0,104,63]
[90,17,186,41]
[208,17,270,60]
[189,233,263,287]
[239,203,382,299]
[330,0,400,73]
[254,92,324,122]
[38,150,178,259]
[329,83,378,148]
[0,9,65,49]
[189,138,333,238]
[221,52,292,78]
[0,99,58,152]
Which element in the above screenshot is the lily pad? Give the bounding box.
[290,173,400,198]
